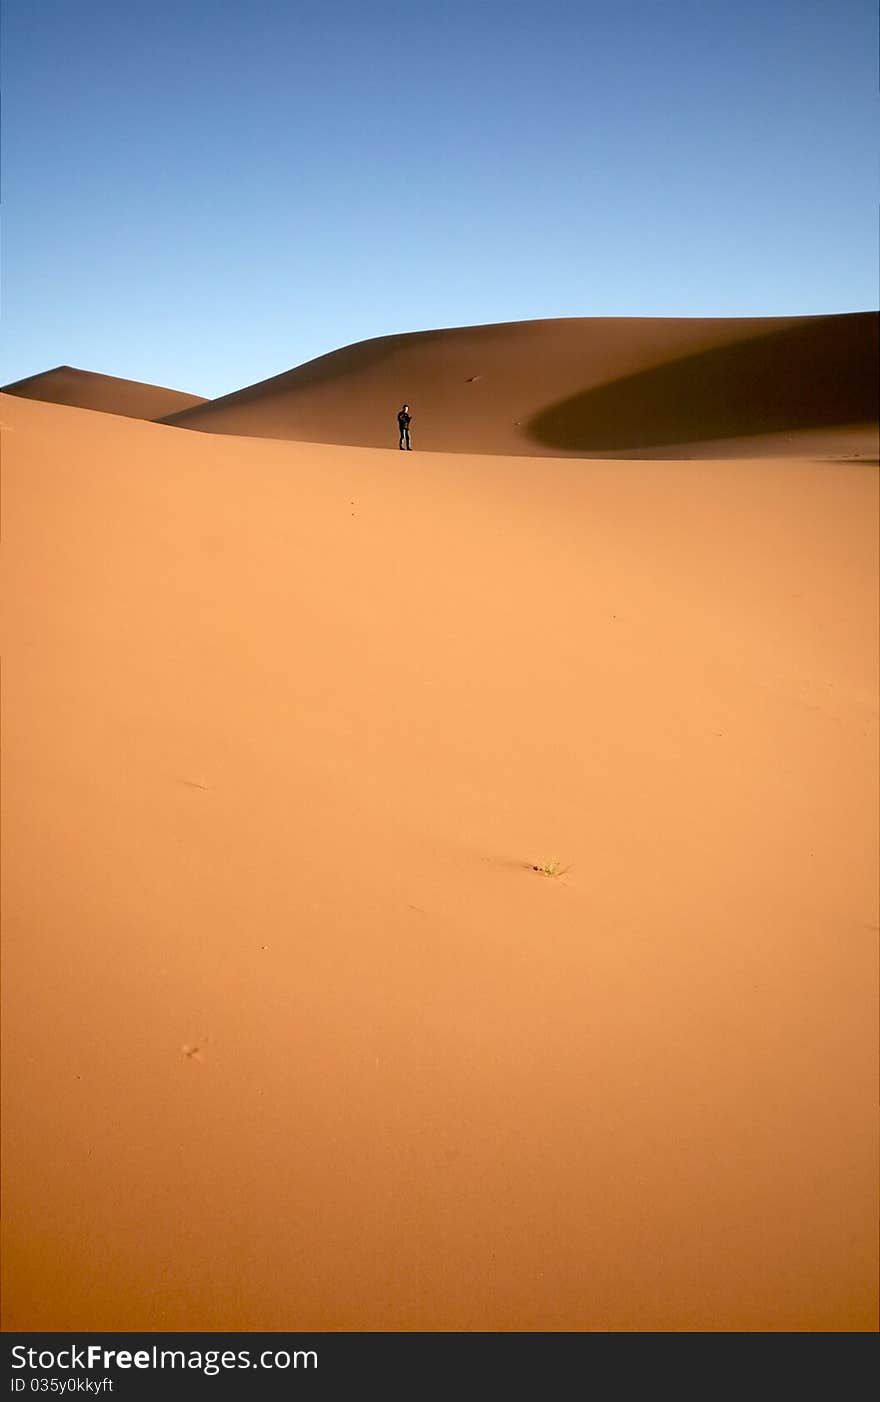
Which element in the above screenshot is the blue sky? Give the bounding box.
[1,0,877,397]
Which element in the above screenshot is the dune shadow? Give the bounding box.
[526,313,878,453]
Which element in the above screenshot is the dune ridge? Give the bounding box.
[2,390,876,1331]
[2,366,207,421]
[161,312,878,459]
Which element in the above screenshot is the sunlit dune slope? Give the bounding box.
[1,392,877,1332]
[162,312,878,458]
[2,366,207,421]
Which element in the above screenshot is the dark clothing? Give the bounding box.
[398,409,412,450]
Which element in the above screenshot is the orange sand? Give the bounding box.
[2,366,206,421]
[162,312,878,459]
[1,338,877,1331]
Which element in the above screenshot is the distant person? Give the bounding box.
[398,403,412,450]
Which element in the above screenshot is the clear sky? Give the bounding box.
[1,0,877,398]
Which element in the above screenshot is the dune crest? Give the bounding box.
[162,312,878,458]
[2,366,207,421]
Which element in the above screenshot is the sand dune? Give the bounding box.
[2,366,206,421]
[162,312,878,459]
[1,389,876,1331]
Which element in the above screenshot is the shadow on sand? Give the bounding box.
[526,313,878,453]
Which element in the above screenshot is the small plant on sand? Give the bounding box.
[532,858,567,878]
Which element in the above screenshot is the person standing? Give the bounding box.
[397,403,412,450]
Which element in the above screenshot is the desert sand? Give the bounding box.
[2,366,206,421]
[1,316,877,1332]
[162,312,878,460]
